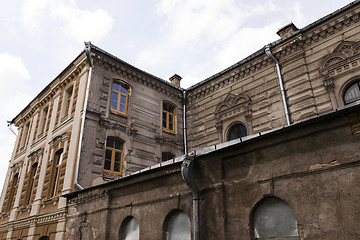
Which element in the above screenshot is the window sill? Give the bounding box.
[110,109,128,118]
[162,129,176,135]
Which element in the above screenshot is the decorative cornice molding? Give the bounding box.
[189,7,360,101]
[68,190,108,205]
[49,132,71,150]
[99,118,137,136]
[92,53,183,102]
[214,93,252,121]
[0,208,66,232]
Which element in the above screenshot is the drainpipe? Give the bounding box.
[183,90,188,156]
[74,42,93,190]
[265,45,291,126]
[7,121,17,136]
[181,156,199,240]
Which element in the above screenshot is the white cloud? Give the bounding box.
[20,0,114,43]
[137,0,307,87]
[20,0,49,31]
[0,53,34,192]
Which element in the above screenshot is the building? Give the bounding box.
[1,1,360,239]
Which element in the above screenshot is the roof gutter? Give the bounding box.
[265,45,291,126]
[74,42,93,190]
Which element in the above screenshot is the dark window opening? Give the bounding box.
[227,123,247,141]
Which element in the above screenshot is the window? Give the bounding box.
[111,82,129,115]
[253,197,300,240]
[64,86,73,116]
[49,149,63,198]
[104,138,124,176]
[163,103,175,133]
[120,216,139,240]
[21,122,31,148]
[162,152,175,162]
[25,163,38,205]
[164,210,191,240]
[6,173,19,212]
[344,81,360,104]
[227,123,247,141]
[39,106,49,135]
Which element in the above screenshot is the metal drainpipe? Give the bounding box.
[74,42,93,190]
[265,45,291,126]
[183,90,188,156]
[181,156,199,240]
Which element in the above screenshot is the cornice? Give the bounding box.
[68,190,108,205]
[0,208,66,231]
[92,53,183,102]
[14,61,88,127]
[188,5,360,101]
[99,118,137,136]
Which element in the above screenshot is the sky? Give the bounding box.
[0,0,353,193]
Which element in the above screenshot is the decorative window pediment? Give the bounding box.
[215,93,251,121]
[320,41,360,78]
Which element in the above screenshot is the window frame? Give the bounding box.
[25,162,38,205]
[110,81,129,116]
[162,102,176,133]
[48,149,63,198]
[343,80,360,105]
[61,85,74,121]
[38,105,49,136]
[104,137,124,176]
[226,122,247,141]
[6,173,19,212]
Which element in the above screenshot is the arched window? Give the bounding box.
[227,123,247,141]
[119,216,139,240]
[25,162,38,205]
[6,173,19,212]
[49,149,63,198]
[163,102,176,133]
[64,86,74,117]
[343,80,360,104]
[104,138,124,176]
[252,197,300,240]
[111,82,129,115]
[164,210,191,240]
[162,152,175,162]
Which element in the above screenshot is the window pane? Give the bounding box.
[105,150,112,160]
[104,159,111,170]
[169,115,174,130]
[114,161,121,172]
[111,92,118,110]
[120,103,126,113]
[115,152,122,163]
[166,211,191,240]
[168,105,174,114]
[115,140,123,150]
[228,124,247,141]
[163,103,168,111]
[112,83,120,92]
[121,217,139,240]
[344,83,360,104]
[163,112,167,128]
[107,138,114,148]
[120,86,128,95]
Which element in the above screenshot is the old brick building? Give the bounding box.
[1,1,360,239]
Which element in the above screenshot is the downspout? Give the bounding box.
[265,45,291,126]
[183,90,188,156]
[181,156,199,240]
[74,42,93,190]
[7,121,17,136]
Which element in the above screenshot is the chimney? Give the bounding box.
[169,74,182,87]
[277,23,298,38]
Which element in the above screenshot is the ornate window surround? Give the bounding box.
[320,41,360,109]
[214,93,252,142]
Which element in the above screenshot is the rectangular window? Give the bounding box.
[163,103,176,133]
[104,137,124,176]
[64,87,73,117]
[110,82,129,115]
[21,122,31,148]
[39,106,49,135]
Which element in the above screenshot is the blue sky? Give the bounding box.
[0,0,353,191]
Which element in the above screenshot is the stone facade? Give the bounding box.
[0,1,360,239]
